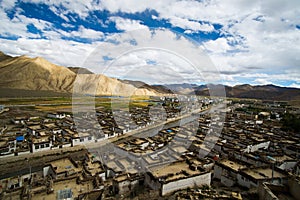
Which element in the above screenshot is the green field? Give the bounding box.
[0,94,155,114]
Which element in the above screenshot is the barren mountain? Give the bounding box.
[0,53,75,92]
[193,84,300,101]
[2,51,299,100]
[0,52,159,96]
[68,67,94,74]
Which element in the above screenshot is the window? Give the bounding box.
[241,176,249,182]
[35,145,39,149]
[88,136,92,140]
[80,138,84,142]
[41,144,44,148]
[46,143,50,147]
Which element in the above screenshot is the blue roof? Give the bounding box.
[16,136,24,141]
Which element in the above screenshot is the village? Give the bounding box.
[0,97,299,199]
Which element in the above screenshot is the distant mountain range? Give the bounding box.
[0,51,299,100]
[193,84,300,101]
[154,83,300,101]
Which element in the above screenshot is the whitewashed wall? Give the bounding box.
[161,172,211,196]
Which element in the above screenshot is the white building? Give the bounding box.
[237,167,288,189]
[47,112,66,119]
[113,173,142,194]
[71,132,95,146]
[214,159,288,189]
[31,137,52,153]
[145,160,212,196]
[214,159,247,187]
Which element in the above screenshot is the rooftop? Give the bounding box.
[50,158,81,174]
[241,167,287,180]
[32,136,50,144]
[218,159,247,172]
[150,160,207,182]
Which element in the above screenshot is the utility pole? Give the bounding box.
[26,158,32,199]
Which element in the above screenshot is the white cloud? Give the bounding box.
[203,38,232,53]
[1,0,299,86]
[22,0,102,19]
[0,0,18,10]
[109,17,148,31]
[0,7,56,40]
[253,78,273,85]
[0,37,100,68]
[49,5,70,22]
[60,26,104,40]
[288,83,300,89]
[100,0,164,13]
[99,0,300,85]
[80,29,219,84]
[168,17,214,32]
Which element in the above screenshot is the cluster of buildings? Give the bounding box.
[92,99,300,198]
[0,98,300,199]
[210,100,300,199]
[0,151,105,199]
[0,96,207,157]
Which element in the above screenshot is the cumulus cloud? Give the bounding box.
[0,0,18,10]
[253,78,273,85]
[109,17,148,31]
[168,17,214,32]
[99,0,300,84]
[21,0,101,19]
[58,26,104,40]
[288,83,300,89]
[203,38,232,53]
[0,0,299,86]
[81,29,219,84]
[0,37,100,68]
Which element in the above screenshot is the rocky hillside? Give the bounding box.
[68,67,94,74]
[0,52,159,96]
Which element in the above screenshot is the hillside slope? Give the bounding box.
[0,52,159,96]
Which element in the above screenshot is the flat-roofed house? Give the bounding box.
[145,160,212,196]
[214,159,248,187]
[112,173,143,195]
[71,132,94,146]
[83,158,106,181]
[12,116,28,125]
[27,125,43,136]
[237,167,288,189]
[0,139,16,156]
[47,158,81,179]
[43,123,62,134]
[47,112,66,119]
[31,137,52,153]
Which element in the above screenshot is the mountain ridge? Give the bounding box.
[0,51,299,100]
[0,51,159,96]
[152,83,300,100]
[192,84,300,101]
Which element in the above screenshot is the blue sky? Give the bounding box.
[0,0,299,87]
